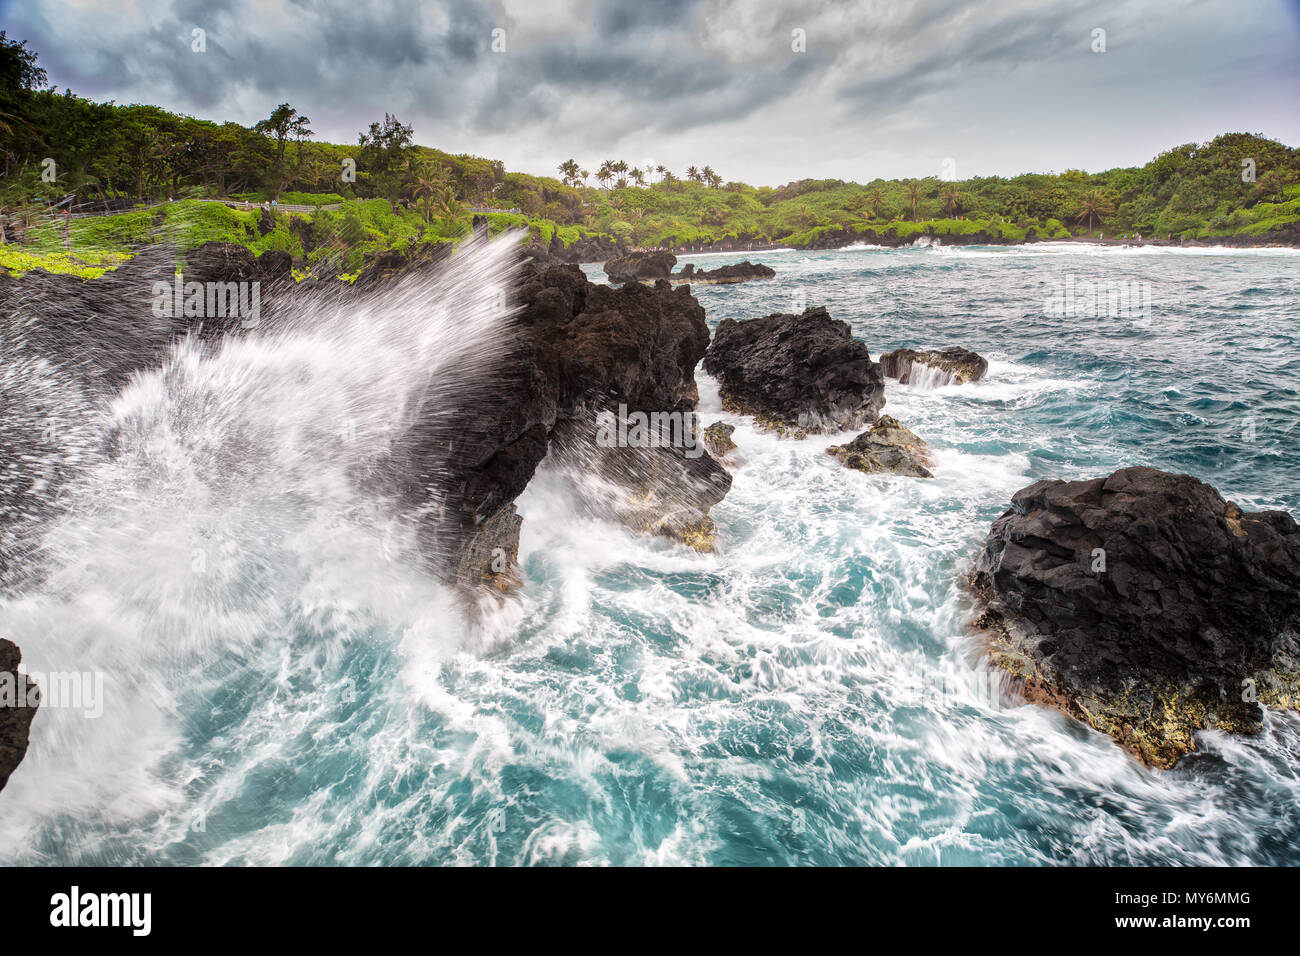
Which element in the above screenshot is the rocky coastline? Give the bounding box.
[3,233,1297,795]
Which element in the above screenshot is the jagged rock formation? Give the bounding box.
[0,241,731,599]
[604,253,775,286]
[703,306,885,436]
[428,264,731,587]
[521,234,627,268]
[0,639,38,793]
[603,251,678,283]
[826,416,933,477]
[970,466,1300,767]
[880,347,988,386]
[671,261,775,285]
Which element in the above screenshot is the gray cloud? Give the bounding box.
[1,0,1296,184]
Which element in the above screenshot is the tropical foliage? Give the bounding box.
[1,32,1296,278]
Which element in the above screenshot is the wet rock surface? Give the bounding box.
[0,242,731,598]
[0,639,38,793]
[880,347,988,386]
[603,251,678,284]
[970,466,1300,767]
[826,416,933,478]
[703,422,737,459]
[703,306,885,435]
[671,261,775,284]
[394,262,732,587]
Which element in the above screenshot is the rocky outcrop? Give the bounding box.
[880,347,987,386]
[351,241,453,291]
[672,261,775,285]
[970,466,1300,767]
[0,241,730,599]
[703,306,886,436]
[522,234,627,268]
[396,262,732,588]
[0,639,38,793]
[826,416,932,478]
[603,251,678,284]
[604,255,776,286]
[703,422,737,459]
[184,240,295,286]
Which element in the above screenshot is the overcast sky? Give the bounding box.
[4,0,1298,185]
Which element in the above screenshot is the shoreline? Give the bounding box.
[546,234,1300,270]
[549,230,1300,266]
[657,231,1300,258]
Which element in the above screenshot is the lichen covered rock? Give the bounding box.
[826,416,933,478]
[703,422,737,459]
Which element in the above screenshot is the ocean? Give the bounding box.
[2,240,1298,865]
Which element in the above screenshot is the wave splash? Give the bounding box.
[0,235,525,860]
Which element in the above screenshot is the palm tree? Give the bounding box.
[596,162,614,189]
[629,168,646,187]
[557,158,581,187]
[702,165,719,187]
[654,164,667,182]
[940,183,962,217]
[686,165,700,183]
[410,163,451,223]
[867,188,887,220]
[1073,189,1114,232]
[905,180,923,221]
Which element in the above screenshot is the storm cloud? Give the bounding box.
[3,0,1297,184]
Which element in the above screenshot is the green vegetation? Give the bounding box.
[1,32,1296,278]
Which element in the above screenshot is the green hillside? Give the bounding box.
[1,31,1296,278]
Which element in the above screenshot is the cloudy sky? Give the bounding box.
[5,0,1299,185]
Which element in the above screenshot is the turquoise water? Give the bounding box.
[3,241,1298,865]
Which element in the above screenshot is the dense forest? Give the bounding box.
[2,32,1297,278]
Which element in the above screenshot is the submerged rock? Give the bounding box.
[880,347,987,386]
[703,306,885,435]
[970,466,1300,768]
[826,416,933,478]
[603,251,677,284]
[0,639,38,793]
